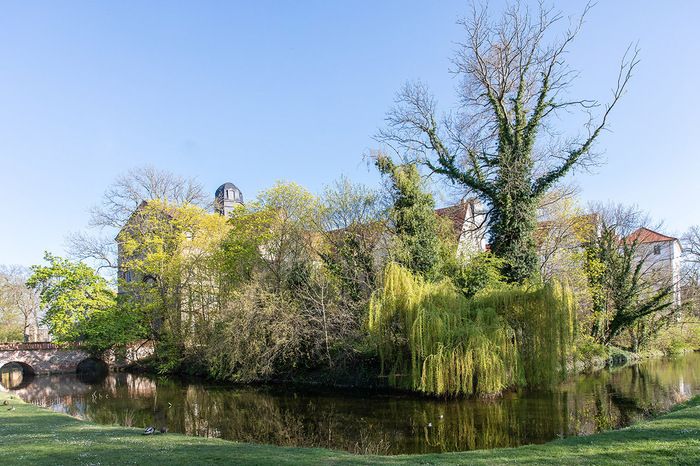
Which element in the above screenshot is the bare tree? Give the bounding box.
[317,177,389,306]
[90,166,210,229]
[377,1,638,282]
[682,226,700,266]
[69,166,210,272]
[680,226,700,317]
[0,265,41,342]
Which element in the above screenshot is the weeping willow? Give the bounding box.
[369,263,521,396]
[368,263,574,396]
[475,280,576,388]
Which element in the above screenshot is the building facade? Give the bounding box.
[625,227,682,307]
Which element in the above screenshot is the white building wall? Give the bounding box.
[456,200,488,258]
[634,239,681,307]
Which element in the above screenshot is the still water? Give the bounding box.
[3,353,700,455]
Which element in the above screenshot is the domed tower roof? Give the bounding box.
[215,182,243,217]
[215,182,241,197]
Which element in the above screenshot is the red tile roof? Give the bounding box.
[435,203,471,236]
[625,227,677,244]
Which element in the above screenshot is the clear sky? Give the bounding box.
[1,1,698,267]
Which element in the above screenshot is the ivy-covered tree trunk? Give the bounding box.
[489,161,539,282]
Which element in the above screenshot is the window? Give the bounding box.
[653,244,661,255]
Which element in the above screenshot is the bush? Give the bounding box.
[452,252,506,298]
[575,335,609,361]
[471,279,575,388]
[206,282,310,382]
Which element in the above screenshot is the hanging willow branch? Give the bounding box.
[368,263,575,396]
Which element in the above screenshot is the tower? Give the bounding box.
[215,182,243,217]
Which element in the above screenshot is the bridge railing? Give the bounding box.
[0,342,81,351]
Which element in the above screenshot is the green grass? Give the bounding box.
[2,391,700,465]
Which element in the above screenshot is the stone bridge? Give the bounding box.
[0,341,154,376]
[0,342,92,375]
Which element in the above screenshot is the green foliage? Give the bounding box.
[80,298,148,353]
[650,324,700,356]
[369,263,574,396]
[369,263,522,396]
[474,280,576,388]
[27,253,118,350]
[206,281,311,382]
[452,252,506,299]
[583,224,674,347]
[118,200,230,369]
[220,204,274,286]
[319,177,386,311]
[249,181,320,290]
[205,182,367,381]
[322,230,378,307]
[26,253,148,353]
[376,156,441,279]
[666,340,691,356]
[0,326,23,343]
[489,190,540,284]
[575,335,610,362]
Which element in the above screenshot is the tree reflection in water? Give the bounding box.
[5,353,700,455]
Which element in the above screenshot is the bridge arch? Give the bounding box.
[0,361,36,390]
[76,357,109,384]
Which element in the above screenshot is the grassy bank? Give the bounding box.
[2,391,700,465]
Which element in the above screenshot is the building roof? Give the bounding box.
[625,227,678,244]
[215,182,242,196]
[325,200,475,238]
[435,203,471,236]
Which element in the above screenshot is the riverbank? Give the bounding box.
[2,391,700,465]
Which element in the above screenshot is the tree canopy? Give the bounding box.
[377,3,638,282]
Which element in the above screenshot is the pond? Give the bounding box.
[3,353,700,455]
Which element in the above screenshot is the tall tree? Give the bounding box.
[68,166,209,273]
[0,266,41,342]
[319,177,387,307]
[117,200,229,368]
[26,253,144,352]
[584,218,674,349]
[377,2,637,282]
[375,154,441,279]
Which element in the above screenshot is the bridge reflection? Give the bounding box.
[0,362,35,390]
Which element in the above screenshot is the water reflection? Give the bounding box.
[4,353,700,455]
[0,362,35,390]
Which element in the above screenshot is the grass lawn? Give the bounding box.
[2,391,700,465]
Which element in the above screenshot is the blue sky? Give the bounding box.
[1,1,698,267]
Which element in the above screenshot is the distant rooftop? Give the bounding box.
[626,227,677,244]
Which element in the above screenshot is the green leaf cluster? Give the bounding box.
[27,253,144,352]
